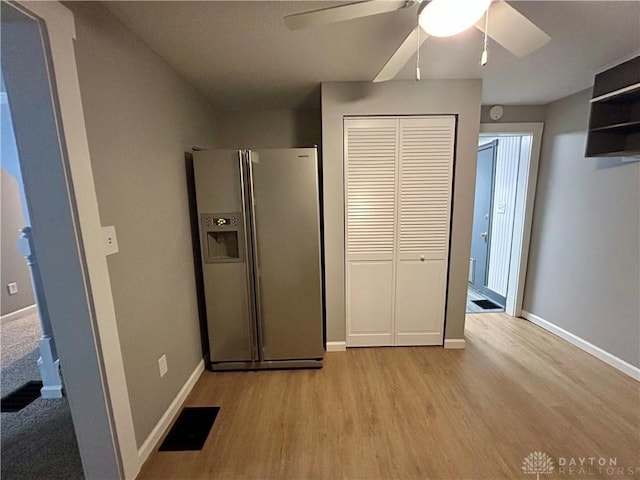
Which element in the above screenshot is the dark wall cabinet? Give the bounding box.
[586,55,640,157]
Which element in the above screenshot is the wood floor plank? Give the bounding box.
[138,313,640,479]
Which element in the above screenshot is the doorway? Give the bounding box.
[466,124,544,316]
[1,2,138,478]
[469,140,502,308]
[1,67,83,478]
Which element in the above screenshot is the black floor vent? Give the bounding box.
[1,381,43,412]
[159,406,220,451]
[472,299,502,310]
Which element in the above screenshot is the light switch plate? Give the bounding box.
[7,282,18,295]
[103,226,119,256]
[158,354,168,377]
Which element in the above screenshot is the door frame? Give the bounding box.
[5,2,139,478]
[478,122,544,317]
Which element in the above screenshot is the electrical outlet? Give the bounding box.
[158,354,168,378]
[102,226,119,256]
[7,282,18,295]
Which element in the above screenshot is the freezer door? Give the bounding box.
[193,150,256,363]
[249,148,324,360]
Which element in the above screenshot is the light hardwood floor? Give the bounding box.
[138,313,640,479]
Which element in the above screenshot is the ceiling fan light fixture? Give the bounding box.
[419,0,491,38]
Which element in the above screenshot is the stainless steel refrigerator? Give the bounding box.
[193,148,324,370]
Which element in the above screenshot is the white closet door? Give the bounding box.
[345,118,397,346]
[394,116,455,345]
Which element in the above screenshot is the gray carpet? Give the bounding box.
[1,312,84,480]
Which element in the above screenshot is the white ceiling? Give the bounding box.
[104,1,640,111]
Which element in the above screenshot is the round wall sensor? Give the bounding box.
[489,105,504,121]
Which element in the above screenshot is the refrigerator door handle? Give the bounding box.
[239,150,259,361]
[247,151,265,360]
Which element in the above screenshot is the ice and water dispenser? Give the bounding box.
[201,213,244,263]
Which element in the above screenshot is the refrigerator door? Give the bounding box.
[249,148,324,360]
[193,150,256,363]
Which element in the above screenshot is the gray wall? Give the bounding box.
[217,110,321,149]
[524,88,640,368]
[66,2,220,447]
[321,80,482,342]
[480,104,546,124]
[1,167,35,315]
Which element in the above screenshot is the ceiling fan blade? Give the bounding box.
[374,26,428,82]
[475,0,550,57]
[285,0,408,30]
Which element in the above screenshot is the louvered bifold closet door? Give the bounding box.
[344,118,397,346]
[394,116,455,345]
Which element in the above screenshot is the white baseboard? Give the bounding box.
[521,310,640,382]
[444,339,466,349]
[326,341,346,352]
[137,359,205,464]
[0,304,37,324]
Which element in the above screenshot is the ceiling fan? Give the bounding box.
[284,0,550,82]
